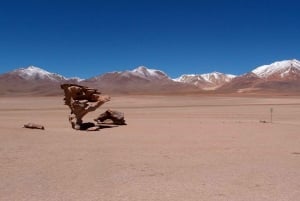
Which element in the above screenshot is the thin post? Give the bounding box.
[270,108,273,123]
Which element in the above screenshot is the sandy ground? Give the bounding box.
[0,95,300,201]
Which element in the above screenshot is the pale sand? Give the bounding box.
[0,95,300,201]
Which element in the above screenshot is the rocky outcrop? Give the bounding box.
[94,109,126,125]
[61,84,110,130]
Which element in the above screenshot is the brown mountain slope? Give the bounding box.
[81,72,200,94]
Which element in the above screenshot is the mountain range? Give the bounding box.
[173,72,236,90]
[0,59,300,95]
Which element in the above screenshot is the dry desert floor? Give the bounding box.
[0,95,300,201]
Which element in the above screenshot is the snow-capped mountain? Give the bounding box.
[11,66,66,82]
[1,59,300,95]
[252,59,300,80]
[82,66,197,94]
[202,72,236,83]
[174,72,236,89]
[11,66,83,82]
[86,66,171,83]
[120,66,170,80]
[219,59,300,93]
[0,66,81,95]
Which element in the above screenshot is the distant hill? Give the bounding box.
[0,66,198,95]
[81,66,199,94]
[0,66,80,96]
[173,72,236,90]
[218,59,300,94]
[1,59,300,96]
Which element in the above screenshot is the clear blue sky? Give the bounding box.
[0,0,300,78]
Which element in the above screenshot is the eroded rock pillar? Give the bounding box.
[61,84,110,130]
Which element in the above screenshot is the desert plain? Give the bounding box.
[0,95,300,201]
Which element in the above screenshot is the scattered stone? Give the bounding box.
[24,123,45,130]
[259,120,268,123]
[86,126,101,131]
[95,109,126,125]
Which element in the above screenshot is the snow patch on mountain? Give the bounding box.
[173,72,236,84]
[13,66,65,81]
[173,74,196,82]
[252,59,300,78]
[201,72,236,83]
[12,66,83,82]
[121,66,170,80]
[66,77,84,82]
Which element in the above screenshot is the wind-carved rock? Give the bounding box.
[94,109,126,125]
[61,84,110,130]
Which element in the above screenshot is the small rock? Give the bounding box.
[23,123,45,130]
[86,126,100,131]
[95,109,126,125]
[259,120,268,123]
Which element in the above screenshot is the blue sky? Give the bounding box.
[0,0,300,78]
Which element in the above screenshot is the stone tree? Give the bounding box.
[61,84,110,130]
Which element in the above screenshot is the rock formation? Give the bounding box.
[94,109,126,125]
[61,84,110,130]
